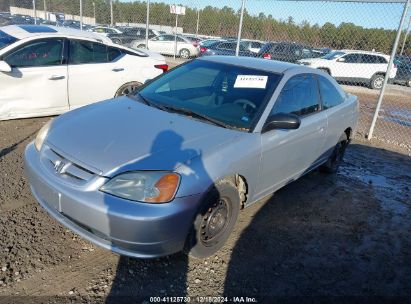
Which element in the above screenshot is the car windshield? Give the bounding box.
[0,30,18,50]
[137,60,282,130]
[322,51,346,60]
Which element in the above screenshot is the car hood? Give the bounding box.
[46,96,241,176]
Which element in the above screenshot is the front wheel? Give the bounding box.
[320,133,349,174]
[179,48,191,59]
[185,178,240,259]
[115,81,142,97]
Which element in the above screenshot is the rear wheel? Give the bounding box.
[115,81,142,97]
[179,48,191,59]
[185,178,240,259]
[320,133,349,174]
[370,74,385,90]
[136,44,146,49]
[111,38,122,45]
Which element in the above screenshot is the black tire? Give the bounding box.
[179,48,191,59]
[318,68,330,75]
[320,133,349,174]
[115,81,142,97]
[136,44,146,49]
[112,38,122,45]
[370,74,385,90]
[407,79,411,87]
[185,178,240,259]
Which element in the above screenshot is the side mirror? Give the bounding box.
[0,61,12,73]
[262,113,301,133]
[337,57,346,63]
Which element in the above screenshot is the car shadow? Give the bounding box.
[105,130,212,303]
[0,130,37,159]
[222,143,411,299]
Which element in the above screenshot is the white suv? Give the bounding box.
[299,50,397,89]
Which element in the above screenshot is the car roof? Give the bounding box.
[339,49,389,57]
[1,24,109,42]
[198,56,310,74]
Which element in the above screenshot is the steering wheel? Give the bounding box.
[234,99,256,113]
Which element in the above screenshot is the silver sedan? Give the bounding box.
[25,56,359,259]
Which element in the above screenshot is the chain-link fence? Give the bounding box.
[1,0,410,150]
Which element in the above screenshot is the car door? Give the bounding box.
[331,53,361,79]
[148,35,167,54]
[0,38,68,120]
[67,39,125,109]
[257,74,327,196]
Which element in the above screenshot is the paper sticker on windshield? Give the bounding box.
[234,75,268,89]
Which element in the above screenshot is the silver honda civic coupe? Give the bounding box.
[25,56,358,259]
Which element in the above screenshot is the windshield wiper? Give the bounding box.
[161,105,230,129]
[128,93,168,111]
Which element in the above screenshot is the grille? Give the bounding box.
[41,145,99,186]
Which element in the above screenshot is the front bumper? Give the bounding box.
[24,142,201,258]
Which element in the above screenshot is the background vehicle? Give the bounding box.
[131,34,200,58]
[91,26,122,37]
[258,42,321,63]
[299,50,398,89]
[25,56,358,259]
[393,61,411,87]
[240,39,264,53]
[107,27,158,45]
[200,40,256,57]
[0,24,167,120]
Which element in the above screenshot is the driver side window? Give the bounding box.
[271,74,319,116]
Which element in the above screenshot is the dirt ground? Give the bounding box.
[0,84,410,303]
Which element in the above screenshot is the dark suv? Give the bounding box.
[258,42,322,63]
[200,41,256,57]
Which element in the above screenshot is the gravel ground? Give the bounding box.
[0,81,410,303]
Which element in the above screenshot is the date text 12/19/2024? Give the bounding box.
[150,296,258,303]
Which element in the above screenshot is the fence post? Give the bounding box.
[145,0,150,50]
[80,0,83,30]
[32,0,37,25]
[196,10,200,38]
[367,0,411,140]
[110,0,114,26]
[400,16,411,55]
[236,0,246,56]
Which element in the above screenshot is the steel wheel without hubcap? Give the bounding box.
[185,178,240,259]
[200,198,231,246]
[115,82,142,97]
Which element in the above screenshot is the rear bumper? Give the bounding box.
[24,142,201,258]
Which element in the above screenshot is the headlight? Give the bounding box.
[100,171,180,203]
[34,119,53,151]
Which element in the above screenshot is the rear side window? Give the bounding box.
[108,46,122,61]
[271,74,319,116]
[318,76,344,109]
[4,38,63,67]
[69,40,107,64]
[343,54,361,63]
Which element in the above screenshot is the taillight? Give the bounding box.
[263,53,271,60]
[200,47,207,53]
[192,42,198,47]
[155,64,169,73]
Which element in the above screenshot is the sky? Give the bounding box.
[121,0,410,30]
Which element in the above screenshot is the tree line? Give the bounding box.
[2,0,410,55]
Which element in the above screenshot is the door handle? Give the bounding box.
[48,75,65,80]
[112,68,124,72]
